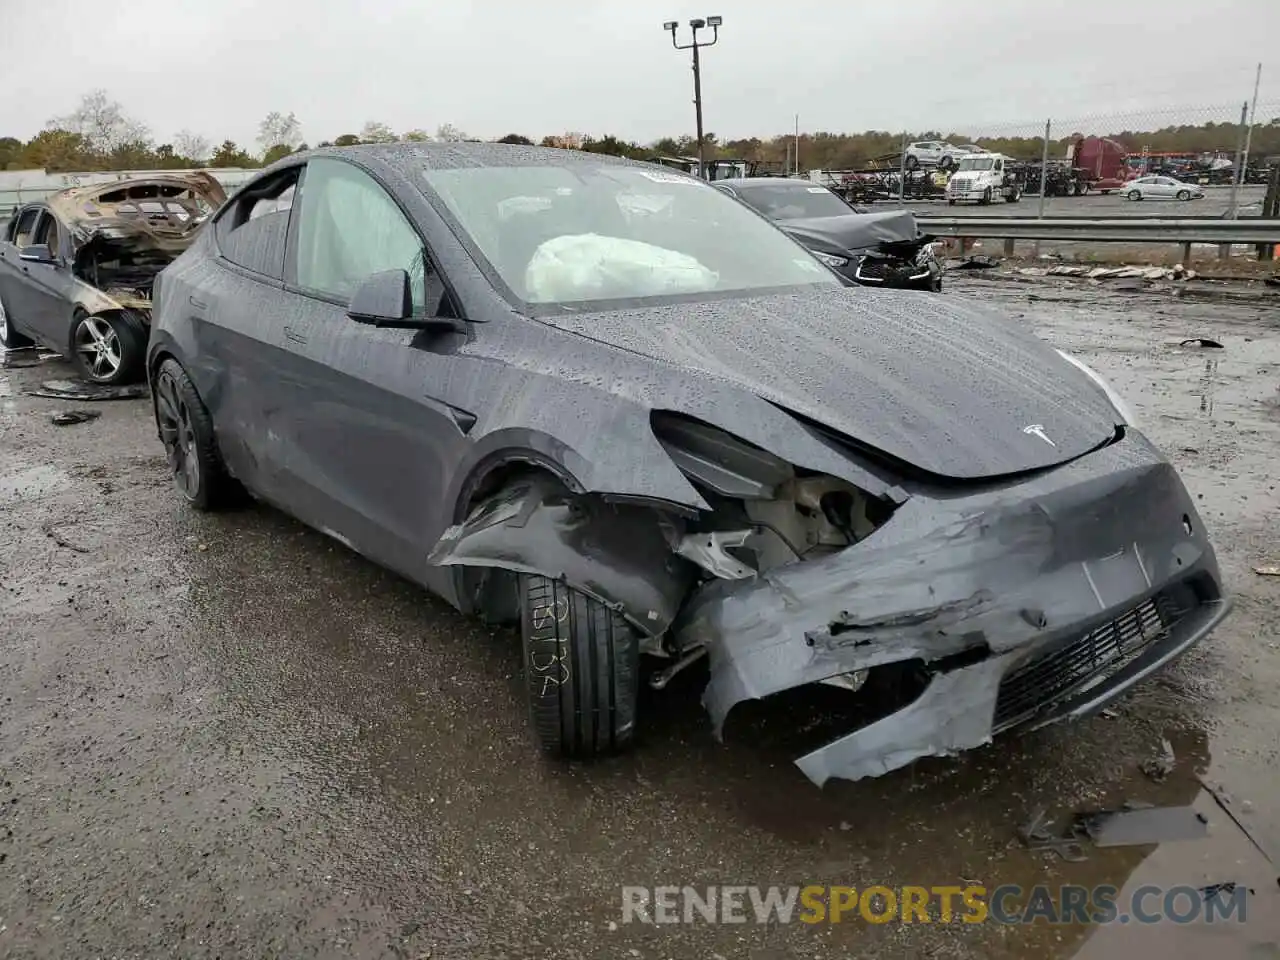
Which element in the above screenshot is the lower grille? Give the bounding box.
[993,591,1186,730]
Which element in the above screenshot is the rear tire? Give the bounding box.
[153,358,243,510]
[1128,189,1142,201]
[519,574,639,758]
[0,295,33,349]
[70,310,147,385]
[904,155,919,170]
[1005,188,1021,203]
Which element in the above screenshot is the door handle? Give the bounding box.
[283,326,307,345]
[189,296,207,310]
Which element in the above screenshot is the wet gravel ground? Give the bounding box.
[2,277,1279,959]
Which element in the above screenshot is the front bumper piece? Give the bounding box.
[673,432,1229,786]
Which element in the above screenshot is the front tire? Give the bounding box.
[0,295,33,349]
[70,310,147,384]
[153,358,242,510]
[981,187,992,205]
[1177,190,1191,201]
[519,574,639,758]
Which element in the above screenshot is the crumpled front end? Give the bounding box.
[675,429,1229,786]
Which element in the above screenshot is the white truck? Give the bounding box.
[944,153,1022,205]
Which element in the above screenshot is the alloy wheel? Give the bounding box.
[74,316,122,380]
[155,372,201,499]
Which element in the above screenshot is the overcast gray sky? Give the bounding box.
[1,0,1275,148]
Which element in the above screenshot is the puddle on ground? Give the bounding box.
[0,463,71,504]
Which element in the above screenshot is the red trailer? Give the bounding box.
[1067,136,1131,193]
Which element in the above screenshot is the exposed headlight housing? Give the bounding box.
[812,251,849,268]
[1055,349,1139,427]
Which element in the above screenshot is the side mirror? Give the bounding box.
[347,269,412,324]
[20,243,56,264]
[346,268,468,333]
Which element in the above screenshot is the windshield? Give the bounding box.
[421,164,840,306]
[733,183,853,220]
[956,157,996,172]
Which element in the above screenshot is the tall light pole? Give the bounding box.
[664,16,722,179]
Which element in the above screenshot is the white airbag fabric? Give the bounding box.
[524,233,718,302]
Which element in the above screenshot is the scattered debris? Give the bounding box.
[952,255,999,270]
[1047,264,1197,282]
[40,523,89,554]
[1080,804,1208,847]
[1253,565,1280,577]
[1019,809,1088,862]
[1180,338,1224,349]
[1140,737,1176,782]
[30,379,148,401]
[1020,800,1212,860]
[1198,881,1246,900]
[50,410,102,426]
[1265,275,1280,288]
[1015,267,1049,277]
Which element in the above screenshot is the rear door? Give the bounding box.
[189,164,305,501]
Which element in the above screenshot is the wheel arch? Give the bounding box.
[432,450,695,635]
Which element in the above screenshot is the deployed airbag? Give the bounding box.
[524,234,719,302]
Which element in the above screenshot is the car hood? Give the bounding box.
[778,210,928,254]
[532,287,1120,480]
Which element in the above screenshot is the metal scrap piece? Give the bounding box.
[1077,805,1208,847]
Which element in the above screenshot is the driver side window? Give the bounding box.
[12,208,40,248]
[293,158,427,312]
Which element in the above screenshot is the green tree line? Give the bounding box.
[4,91,1278,174]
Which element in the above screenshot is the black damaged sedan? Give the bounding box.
[148,144,1229,785]
[713,176,943,291]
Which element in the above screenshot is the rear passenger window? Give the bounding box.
[214,168,301,280]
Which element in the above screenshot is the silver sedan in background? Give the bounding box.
[1124,176,1206,201]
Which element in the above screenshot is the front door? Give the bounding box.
[272,156,471,585]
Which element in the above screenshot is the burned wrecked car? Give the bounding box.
[0,174,226,383]
[148,145,1229,785]
[714,177,942,292]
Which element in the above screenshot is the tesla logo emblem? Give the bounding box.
[1022,424,1056,447]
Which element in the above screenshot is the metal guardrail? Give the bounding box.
[918,216,1280,244]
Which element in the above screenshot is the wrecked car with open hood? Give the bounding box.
[146,144,1229,785]
[0,173,226,383]
[714,177,943,291]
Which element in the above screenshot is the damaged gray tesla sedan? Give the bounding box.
[147,144,1230,785]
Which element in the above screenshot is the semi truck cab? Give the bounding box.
[945,153,1022,205]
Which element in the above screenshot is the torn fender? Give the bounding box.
[427,474,693,636]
